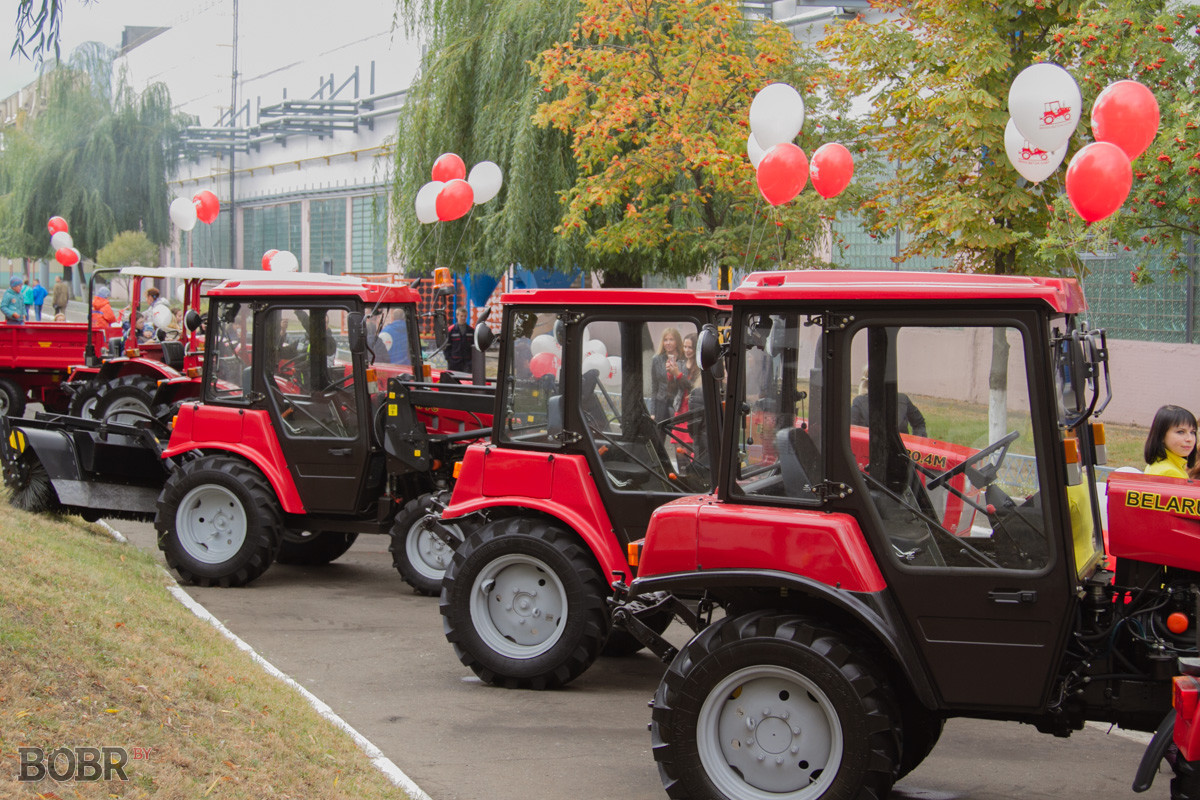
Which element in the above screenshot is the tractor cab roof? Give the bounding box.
[499,287,729,309]
[733,269,1087,314]
[203,273,421,304]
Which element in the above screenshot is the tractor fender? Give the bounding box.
[164,404,305,515]
[96,357,182,385]
[631,567,939,709]
[1132,709,1175,792]
[441,450,630,583]
[151,376,201,410]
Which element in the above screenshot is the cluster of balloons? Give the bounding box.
[414,154,504,224]
[1006,64,1159,223]
[261,249,299,272]
[47,216,81,267]
[528,333,561,379]
[526,332,622,385]
[747,83,854,206]
[169,190,221,231]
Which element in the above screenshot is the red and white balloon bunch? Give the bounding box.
[747,83,854,207]
[414,154,504,224]
[47,216,81,267]
[261,249,299,272]
[1005,64,1159,223]
[168,190,222,231]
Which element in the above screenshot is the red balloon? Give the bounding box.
[1092,80,1159,161]
[756,143,808,206]
[435,179,475,222]
[431,152,467,183]
[193,190,221,224]
[55,247,80,267]
[1065,142,1132,223]
[47,216,69,235]
[809,143,854,199]
[262,249,279,270]
[529,351,560,379]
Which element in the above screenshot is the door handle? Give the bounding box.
[329,447,353,456]
[988,589,1037,604]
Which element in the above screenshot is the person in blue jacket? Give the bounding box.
[21,277,34,320]
[3,276,26,324]
[30,278,47,321]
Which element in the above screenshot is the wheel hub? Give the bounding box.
[469,553,567,658]
[175,484,248,564]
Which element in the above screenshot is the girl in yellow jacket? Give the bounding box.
[1143,404,1197,479]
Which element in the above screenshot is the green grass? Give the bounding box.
[0,510,417,799]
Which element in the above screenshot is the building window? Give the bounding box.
[242,203,301,270]
[192,211,233,269]
[351,194,388,274]
[310,198,347,274]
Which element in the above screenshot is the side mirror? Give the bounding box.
[347,311,366,354]
[434,310,449,351]
[185,309,203,332]
[474,322,495,352]
[697,324,721,372]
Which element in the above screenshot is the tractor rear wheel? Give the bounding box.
[93,375,158,426]
[156,455,283,587]
[1173,754,1200,800]
[67,380,103,419]
[276,531,358,565]
[651,611,900,800]
[390,491,463,596]
[0,377,26,418]
[440,516,609,689]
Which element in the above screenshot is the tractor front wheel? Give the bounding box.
[440,517,609,689]
[651,611,900,800]
[0,377,26,419]
[390,491,464,596]
[276,531,358,565]
[156,455,283,587]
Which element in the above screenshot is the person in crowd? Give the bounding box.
[3,276,25,324]
[21,277,34,320]
[91,286,120,326]
[445,306,475,373]
[850,366,928,436]
[651,326,688,422]
[141,286,171,340]
[30,278,47,321]
[1144,404,1197,479]
[377,308,412,366]
[52,275,70,317]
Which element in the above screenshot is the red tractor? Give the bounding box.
[436,288,729,686]
[2,274,492,586]
[603,269,1200,800]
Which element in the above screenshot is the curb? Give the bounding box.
[97,520,431,800]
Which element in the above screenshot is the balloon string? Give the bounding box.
[741,196,764,275]
[446,206,476,269]
[775,206,786,267]
[746,201,771,273]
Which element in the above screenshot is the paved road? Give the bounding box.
[104,522,1172,800]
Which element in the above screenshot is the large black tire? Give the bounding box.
[0,378,26,418]
[3,448,60,514]
[390,491,464,596]
[155,455,283,587]
[93,375,158,426]
[651,611,900,800]
[67,380,103,419]
[276,531,358,565]
[1173,754,1200,800]
[896,693,943,780]
[440,516,610,689]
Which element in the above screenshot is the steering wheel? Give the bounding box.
[926,430,1019,491]
[322,370,356,392]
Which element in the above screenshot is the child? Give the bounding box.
[1143,404,1197,479]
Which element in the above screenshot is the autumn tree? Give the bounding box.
[534,0,858,285]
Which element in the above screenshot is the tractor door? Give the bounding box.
[839,312,1078,712]
[259,304,371,514]
[575,312,721,547]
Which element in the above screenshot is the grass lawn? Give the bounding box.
[0,509,417,799]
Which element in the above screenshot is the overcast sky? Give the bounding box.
[1,0,202,98]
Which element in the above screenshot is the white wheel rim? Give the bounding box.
[79,395,98,419]
[103,395,151,425]
[469,552,567,659]
[696,664,842,799]
[406,514,461,581]
[0,391,9,416]
[175,484,248,564]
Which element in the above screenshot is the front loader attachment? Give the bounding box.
[2,413,171,522]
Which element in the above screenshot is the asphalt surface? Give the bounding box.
[102,522,1171,800]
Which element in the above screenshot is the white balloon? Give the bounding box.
[150,304,174,330]
[746,133,768,168]
[175,284,186,302]
[1003,118,1067,184]
[415,181,445,224]
[584,338,607,359]
[530,334,558,357]
[270,250,299,272]
[467,161,503,205]
[749,82,805,149]
[50,230,73,251]
[169,196,198,232]
[582,352,610,380]
[1008,63,1081,152]
[602,356,622,388]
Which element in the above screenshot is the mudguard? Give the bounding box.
[1132,709,1175,792]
